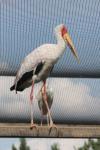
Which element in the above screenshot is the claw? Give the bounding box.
[49,124,59,137]
[30,124,39,136]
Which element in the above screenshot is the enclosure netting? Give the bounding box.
[0,0,100,123]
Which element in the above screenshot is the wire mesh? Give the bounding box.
[0,0,100,77]
[0,76,100,124]
[0,0,100,124]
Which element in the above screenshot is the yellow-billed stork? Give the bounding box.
[10,24,79,129]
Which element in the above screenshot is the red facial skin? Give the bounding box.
[61,26,68,37]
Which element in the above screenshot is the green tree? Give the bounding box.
[77,139,100,150]
[19,138,30,150]
[51,143,60,150]
[12,144,17,150]
[12,138,30,150]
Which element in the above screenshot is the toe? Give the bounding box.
[30,124,39,136]
[49,124,59,136]
[30,124,38,130]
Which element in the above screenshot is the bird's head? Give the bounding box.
[55,24,79,63]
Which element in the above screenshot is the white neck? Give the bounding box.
[55,32,66,53]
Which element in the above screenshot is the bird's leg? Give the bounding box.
[42,80,53,125]
[30,81,38,132]
[30,81,34,126]
[42,81,59,136]
[47,114,49,127]
[40,110,43,126]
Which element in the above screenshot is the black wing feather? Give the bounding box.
[35,62,44,74]
[10,62,44,92]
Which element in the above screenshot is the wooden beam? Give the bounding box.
[0,123,100,137]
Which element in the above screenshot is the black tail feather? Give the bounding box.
[10,85,15,91]
[10,84,24,92]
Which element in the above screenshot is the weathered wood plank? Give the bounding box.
[0,123,100,137]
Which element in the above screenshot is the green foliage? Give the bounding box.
[51,143,60,150]
[77,139,100,150]
[19,138,30,150]
[12,144,17,150]
[12,138,30,150]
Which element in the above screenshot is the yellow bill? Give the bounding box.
[63,33,80,63]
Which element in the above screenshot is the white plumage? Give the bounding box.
[10,24,79,128]
[14,43,65,88]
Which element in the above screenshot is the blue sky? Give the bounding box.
[0,0,100,76]
[0,138,18,150]
[0,138,89,150]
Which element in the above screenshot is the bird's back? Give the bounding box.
[15,44,57,82]
[10,44,59,92]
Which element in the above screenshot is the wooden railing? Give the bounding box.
[0,123,100,137]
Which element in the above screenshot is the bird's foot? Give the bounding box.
[30,123,38,129]
[30,124,39,135]
[49,123,59,137]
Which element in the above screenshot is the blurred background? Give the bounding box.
[0,0,100,124]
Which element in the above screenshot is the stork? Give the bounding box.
[36,86,53,126]
[10,24,79,129]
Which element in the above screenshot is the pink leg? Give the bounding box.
[42,80,53,126]
[42,81,58,136]
[40,111,43,126]
[30,81,38,135]
[47,114,49,126]
[30,81,34,101]
[30,81,38,130]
